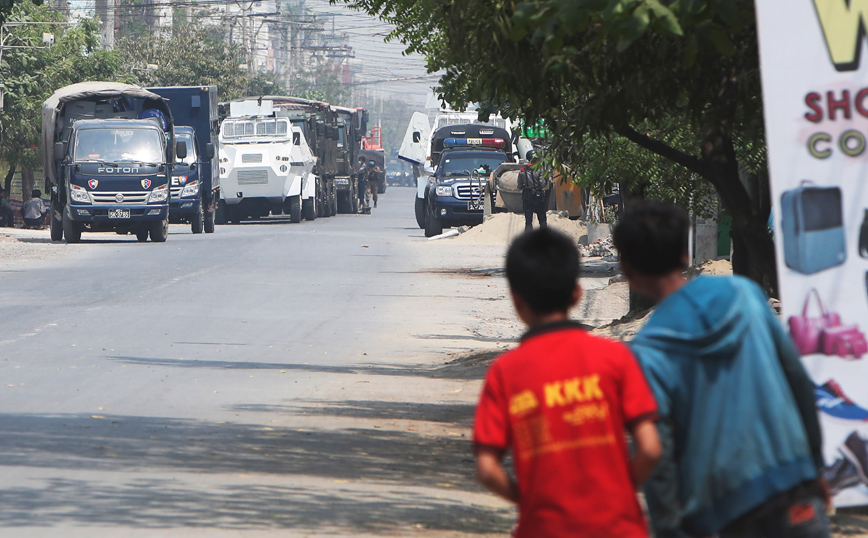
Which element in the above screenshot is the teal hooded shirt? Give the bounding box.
[630,276,818,536]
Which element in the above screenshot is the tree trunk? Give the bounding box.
[3,163,15,197]
[21,168,34,202]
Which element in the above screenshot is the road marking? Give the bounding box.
[0,321,59,346]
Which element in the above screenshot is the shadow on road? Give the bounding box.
[109,351,501,382]
[0,411,510,533]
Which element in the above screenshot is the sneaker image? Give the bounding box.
[815,381,868,421]
[824,457,861,494]
[840,431,868,485]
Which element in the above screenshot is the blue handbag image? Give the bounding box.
[780,183,846,274]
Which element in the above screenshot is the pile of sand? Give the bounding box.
[687,258,733,277]
[451,212,587,246]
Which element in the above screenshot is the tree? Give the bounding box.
[343,0,774,292]
[290,60,351,105]
[117,25,251,100]
[0,1,122,197]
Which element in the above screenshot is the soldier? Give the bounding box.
[356,156,368,213]
[517,152,552,231]
[365,158,381,210]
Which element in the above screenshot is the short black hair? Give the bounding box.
[612,200,690,276]
[506,228,580,314]
[31,189,41,198]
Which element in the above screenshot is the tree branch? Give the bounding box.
[616,125,707,177]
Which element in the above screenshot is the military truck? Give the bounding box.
[332,106,368,213]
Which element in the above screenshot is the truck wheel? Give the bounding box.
[303,197,316,221]
[337,191,350,213]
[150,218,169,242]
[62,209,81,243]
[135,228,149,242]
[204,205,215,233]
[424,203,443,238]
[191,202,204,234]
[352,186,359,214]
[50,197,63,241]
[287,195,301,223]
[414,197,426,229]
[378,179,386,194]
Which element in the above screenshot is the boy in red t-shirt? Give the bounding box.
[474,228,662,538]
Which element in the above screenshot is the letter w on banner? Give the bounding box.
[756,0,868,508]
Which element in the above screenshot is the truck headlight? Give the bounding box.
[180,180,199,198]
[435,185,452,197]
[70,184,92,204]
[147,184,169,203]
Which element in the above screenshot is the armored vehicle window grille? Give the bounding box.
[236,170,269,185]
[242,153,263,163]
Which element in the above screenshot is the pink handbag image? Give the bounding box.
[788,288,866,358]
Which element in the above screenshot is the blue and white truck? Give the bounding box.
[148,86,220,234]
[42,82,186,243]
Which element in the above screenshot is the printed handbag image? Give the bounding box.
[789,288,841,355]
[780,183,846,274]
[822,325,868,359]
[788,288,866,359]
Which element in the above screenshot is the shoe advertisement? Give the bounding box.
[757,1,868,508]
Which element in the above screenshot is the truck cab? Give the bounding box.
[56,117,180,242]
[169,126,207,231]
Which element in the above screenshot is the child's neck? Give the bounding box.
[525,311,570,329]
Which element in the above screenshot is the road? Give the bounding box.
[0,187,516,537]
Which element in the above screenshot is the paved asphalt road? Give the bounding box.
[0,188,515,537]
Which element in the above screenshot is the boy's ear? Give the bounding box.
[570,283,582,308]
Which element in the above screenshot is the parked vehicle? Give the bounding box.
[332,106,367,213]
[42,82,185,243]
[216,99,316,223]
[422,128,513,237]
[148,86,220,234]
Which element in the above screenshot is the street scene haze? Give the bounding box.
[2,0,868,537]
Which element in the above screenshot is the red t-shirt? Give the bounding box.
[474,321,658,538]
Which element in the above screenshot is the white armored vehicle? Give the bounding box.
[217,99,317,223]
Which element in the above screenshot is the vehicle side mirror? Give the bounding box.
[54,141,66,162]
[412,131,421,143]
[205,143,215,159]
[176,141,187,160]
[293,132,301,146]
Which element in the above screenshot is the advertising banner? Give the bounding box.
[756,1,868,507]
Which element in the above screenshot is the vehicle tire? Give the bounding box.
[150,218,169,242]
[191,201,204,234]
[329,190,338,216]
[215,200,227,225]
[135,228,149,242]
[378,179,386,194]
[62,208,81,243]
[204,203,215,233]
[424,202,443,238]
[414,197,426,229]
[352,185,359,214]
[303,197,316,221]
[337,191,351,213]
[287,195,301,223]
[50,197,63,241]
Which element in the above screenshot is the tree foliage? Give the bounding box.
[0,1,121,193]
[344,0,776,291]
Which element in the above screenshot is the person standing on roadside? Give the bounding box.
[0,188,15,227]
[613,200,830,538]
[517,152,551,231]
[473,227,662,538]
[356,156,368,213]
[365,158,380,210]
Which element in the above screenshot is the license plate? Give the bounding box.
[467,199,483,211]
[109,208,130,219]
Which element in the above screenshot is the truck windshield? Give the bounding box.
[177,133,197,164]
[440,154,507,177]
[74,128,163,163]
[221,118,290,141]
